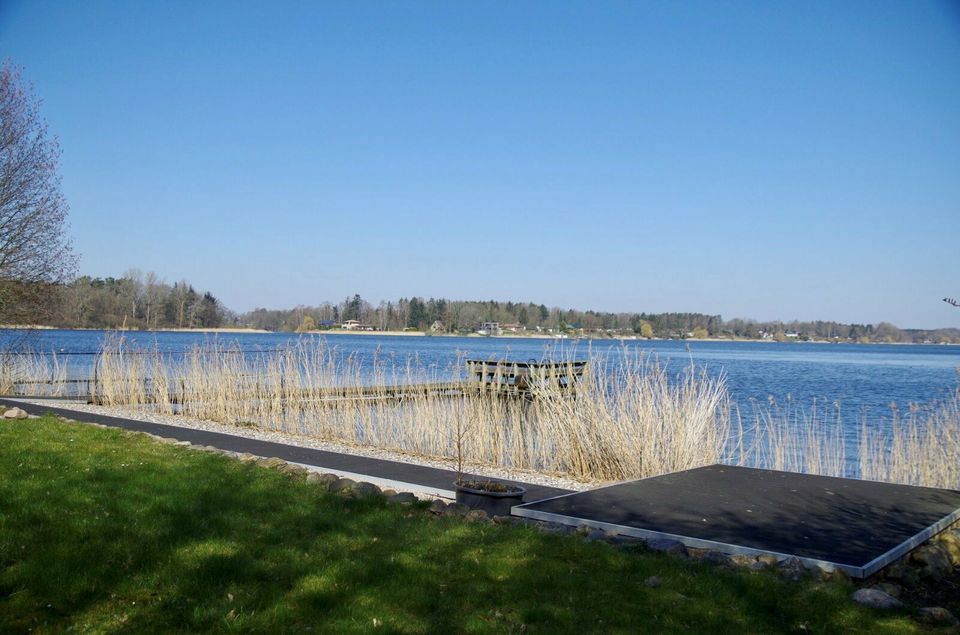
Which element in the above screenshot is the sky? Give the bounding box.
[1,1,958,328]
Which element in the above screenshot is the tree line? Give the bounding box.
[7,274,959,343]
[241,293,960,344]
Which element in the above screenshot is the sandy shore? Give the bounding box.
[12,398,594,493]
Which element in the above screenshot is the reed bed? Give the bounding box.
[6,336,959,488]
[0,351,70,396]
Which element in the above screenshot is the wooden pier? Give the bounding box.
[7,359,589,404]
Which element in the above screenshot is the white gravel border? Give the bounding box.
[11,398,594,493]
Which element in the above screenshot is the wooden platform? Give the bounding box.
[465,359,588,395]
[512,464,960,578]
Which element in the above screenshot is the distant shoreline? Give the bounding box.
[1,325,955,345]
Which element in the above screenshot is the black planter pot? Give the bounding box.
[454,481,526,517]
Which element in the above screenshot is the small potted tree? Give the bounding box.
[452,413,525,517]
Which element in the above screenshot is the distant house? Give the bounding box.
[430,320,445,333]
[501,323,525,333]
[341,320,375,331]
[478,321,501,336]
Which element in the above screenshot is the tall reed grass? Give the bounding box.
[5,336,958,489]
[0,351,70,396]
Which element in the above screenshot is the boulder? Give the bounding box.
[873,582,902,598]
[442,503,470,517]
[387,492,418,505]
[936,530,960,566]
[700,551,734,567]
[328,478,356,494]
[647,539,688,556]
[851,588,903,610]
[352,482,383,498]
[428,500,448,515]
[917,607,958,627]
[3,407,28,419]
[465,509,490,523]
[306,472,339,489]
[777,557,808,581]
[910,543,953,579]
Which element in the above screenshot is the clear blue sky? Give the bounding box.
[2,1,958,328]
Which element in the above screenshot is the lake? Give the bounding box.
[3,328,958,421]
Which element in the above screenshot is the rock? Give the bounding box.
[756,554,780,567]
[387,492,418,505]
[381,489,398,498]
[278,463,309,476]
[911,544,953,579]
[237,453,258,462]
[442,503,470,517]
[256,457,286,469]
[465,509,490,523]
[27,414,40,419]
[873,582,902,598]
[729,555,758,568]
[917,607,958,627]
[306,472,339,488]
[883,562,920,587]
[851,588,904,610]
[352,482,382,498]
[644,576,662,588]
[328,478,356,494]
[647,539,688,556]
[428,500,448,515]
[749,561,769,572]
[700,551,734,567]
[3,407,28,419]
[777,557,808,581]
[936,531,960,566]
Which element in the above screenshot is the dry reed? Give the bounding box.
[5,336,958,488]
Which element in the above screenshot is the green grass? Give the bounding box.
[0,416,926,634]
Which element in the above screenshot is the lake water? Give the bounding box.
[4,329,958,421]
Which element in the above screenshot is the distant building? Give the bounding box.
[341,320,375,331]
[430,320,445,333]
[501,323,525,333]
[478,321,501,336]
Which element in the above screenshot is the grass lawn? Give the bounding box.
[0,415,928,633]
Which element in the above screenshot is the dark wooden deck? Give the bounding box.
[513,464,960,578]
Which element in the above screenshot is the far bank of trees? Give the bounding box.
[9,274,959,344]
[240,294,960,344]
[49,271,228,329]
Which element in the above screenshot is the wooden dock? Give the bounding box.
[8,359,589,404]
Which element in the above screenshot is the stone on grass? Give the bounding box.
[442,503,470,517]
[306,472,339,488]
[700,551,734,567]
[883,562,920,587]
[917,607,958,627]
[352,482,382,498]
[851,588,904,610]
[647,539,688,556]
[387,492,418,505]
[873,582,902,598]
[278,463,308,476]
[328,478,356,494]
[777,557,808,581]
[465,509,490,523]
[428,500,448,515]
[910,544,953,579]
[3,407,28,419]
[936,530,960,566]
[756,554,780,567]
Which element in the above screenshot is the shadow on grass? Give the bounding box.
[0,418,919,634]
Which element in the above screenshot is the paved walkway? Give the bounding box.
[1,398,571,502]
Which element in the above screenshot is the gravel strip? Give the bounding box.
[13,398,594,492]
